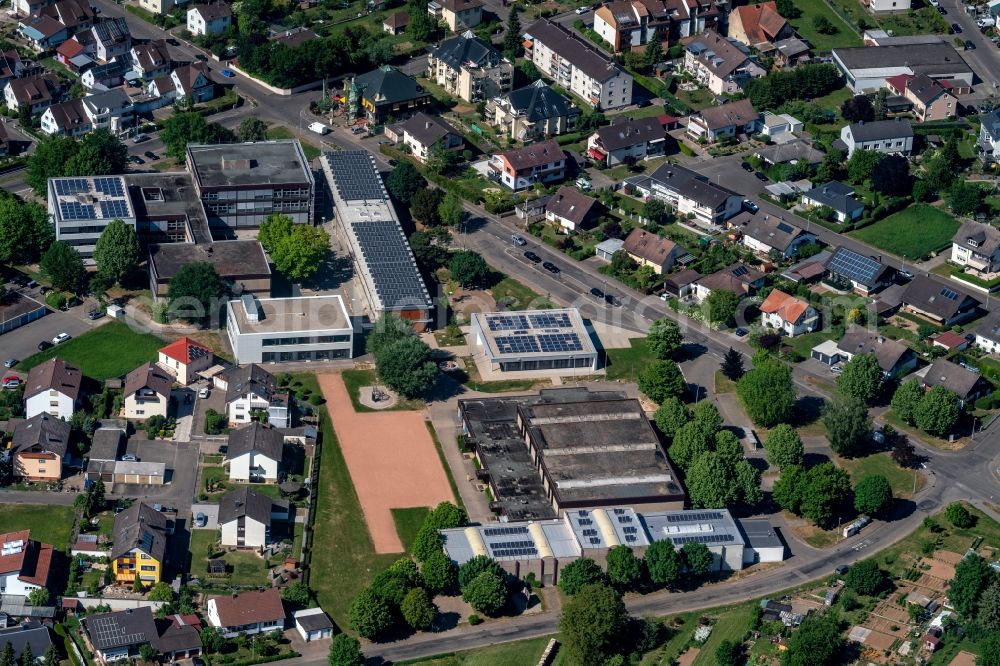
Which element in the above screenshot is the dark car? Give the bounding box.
[735,327,749,337]
[195,54,208,61]
[605,293,620,306]
[590,287,604,299]
[741,161,753,172]
[166,38,179,45]
[754,171,768,181]
[952,22,962,32]
[524,251,541,263]
[144,150,158,160]
[87,309,105,320]
[938,5,946,13]
[542,261,560,274]
[835,565,850,576]
[966,40,976,49]
[130,155,145,164]
[37,341,52,351]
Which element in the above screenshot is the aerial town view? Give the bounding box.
[3,0,1000,662]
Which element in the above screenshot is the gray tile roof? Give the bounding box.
[111,501,168,563]
[217,486,288,526]
[901,273,980,322]
[803,181,864,215]
[954,220,1000,258]
[11,412,71,458]
[399,111,460,148]
[837,326,914,373]
[83,607,157,652]
[730,211,805,253]
[594,115,666,151]
[833,43,971,78]
[503,80,576,122]
[432,32,502,71]
[921,358,992,399]
[525,18,625,83]
[355,66,426,106]
[225,422,283,464]
[645,162,740,209]
[845,118,913,143]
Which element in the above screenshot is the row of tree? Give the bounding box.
[559,540,714,596]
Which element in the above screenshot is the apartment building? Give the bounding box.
[427,32,512,103]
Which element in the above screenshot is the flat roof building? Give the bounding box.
[226,294,354,364]
[320,151,433,329]
[186,140,315,232]
[831,43,973,93]
[47,176,135,263]
[470,309,598,373]
[148,240,272,303]
[459,388,685,521]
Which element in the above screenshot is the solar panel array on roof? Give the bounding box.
[529,312,572,328]
[732,265,749,277]
[537,333,583,352]
[940,288,959,300]
[100,200,130,219]
[671,534,735,545]
[89,615,149,647]
[666,511,723,522]
[60,201,96,220]
[827,248,881,285]
[94,177,124,197]
[777,222,794,234]
[54,178,90,196]
[487,314,530,331]
[496,335,541,354]
[326,151,387,201]
[483,526,530,537]
[352,220,430,308]
[482,309,590,358]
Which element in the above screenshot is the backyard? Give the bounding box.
[18,321,164,380]
[0,504,76,548]
[786,0,861,51]
[848,205,961,260]
[606,337,654,382]
[188,527,271,588]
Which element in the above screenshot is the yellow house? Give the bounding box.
[11,412,72,481]
[111,502,167,585]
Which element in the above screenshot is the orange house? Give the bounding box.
[10,412,72,481]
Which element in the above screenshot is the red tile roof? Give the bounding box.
[210,588,285,626]
[759,289,810,324]
[0,530,54,588]
[932,330,967,349]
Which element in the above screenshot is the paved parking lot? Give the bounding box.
[0,287,106,371]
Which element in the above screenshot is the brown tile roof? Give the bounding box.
[837,326,914,373]
[12,412,71,458]
[7,75,60,106]
[759,289,810,324]
[694,98,759,130]
[623,228,677,265]
[697,263,765,294]
[25,357,82,400]
[544,185,601,227]
[439,0,483,12]
[921,358,992,399]
[191,3,231,20]
[209,588,285,627]
[0,530,52,588]
[525,18,625,83]
[123,362,174,399]
[684,29,752,80]
[732,1,788,43]
[498,139,564,171]
[225,421,284,463]
[44,98,88,131]
[383,10,408,28]
[173,61,210,90]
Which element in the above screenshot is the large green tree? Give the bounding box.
[737,354,795,427]
[558,583,629,666]
[822,395,872,457]
[764,424,804,469]
[638,359,685,404]
[400,587,436,630]
[853,474,893,516]
[410,188,444,226]
[458,555,504,589]
[375,336,439,398]
[26,131,128,196]
[669,420,715,470]
[978,580,1000,631]
[799,462,853,529]
[421,550,458,593]
[257,214,331,282]
[449,250,490,287]
[654,398,690,438]
[366,314,414,356]
[891,379,925,425]
[93,219,139,285]
[648,318,683,359]
[439,192,464,227]
[461,571,507,615]
[772,465,806,514]
[237,116,269,142]
[348,588,395,639]
[559,557,609,595]
[0,197,52,264]
[681,542,713,575]
[846,149,884,184]
[644,540,682,588]
[167,262,228,322]
[328,633,365,666]
[781,613,843,666]
[977,634,1000,666]
[705,289,741,326]
[27,135,79,195]
[385,162,426,205]
[836,353,884,405]
[914,386,960,437]
[161,112,235,160]
[949,553,995,616]
[844,559,887,596]
[40,241,85,293]
[686,449,762,509]
[606,545,644,591]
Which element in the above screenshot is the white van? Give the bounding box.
[309,122,330,135]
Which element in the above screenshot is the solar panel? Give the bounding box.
[483,526,530,537]
[100,200,130,219]
[940,288,959,300]
[537,333,583,353]
[827,248,881,285]
[777,222,793,233]
[732,265,748,277]
[352,220,431,308]
[487,314,530,331]
[54,178,90,196]
[94,177,124,196]
[59,201,96,220]
[495,335,540,354]
[326,151,387,201]
[671,534,735,545]
[577,517,592,526]
[528,312,572,329]
[665,511,724,523]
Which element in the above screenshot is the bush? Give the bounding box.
[946,502,975,528]
[468,614,482,625]
[204,409,229,435]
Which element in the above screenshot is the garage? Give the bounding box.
[112,461,165,486]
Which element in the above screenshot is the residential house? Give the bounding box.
[81,88,133,132]
[10,412,71,481]
[38,0,94,34]
[383,11,408,34]
[89,17,131,63]
[171,62,214,103]
[146,75,176,104]
[824,246,896,294]
[593,0,671,52]
[157,337,214,385]
[488,139,566,192]
[0,50,23,89]
[973,311,1000,354]
[398,112,464,163]
[130,40,172,81]
[622,227,685,274]
[759,289,819,336]
[663,268,702,298]
[729,211,816,258]
[24,358,81,420]
[81,58,130,90]
[4,75,61,115]
[669,0,723,40]
[225,364,291,429]
[0,124,12,159]
[82,607,159,665]
[487,80,580,141]
[19,16,68,51]
[691,263,766,302]
[755,140,824,167]
[123,362,174,420]
[759,112,803,138]
[682,30,766,95]
[801,181,865,223]
[294,609,334,642]
[623,162,743,230]
[832,43,973,94]
[206,588,286,637]
[727,2,793,50]
[840,118,913,156]
[979,109,1000,163]
[39,98,90,136]
[225,422,283,483]
[544,185,603,231]
[587,115,672,166]
[186,4,231,36]
[901,274,980,326]
[433,0,483,32]
[12,0,50,18]
[135,0,188,17]
[773,36,810,67]
[524,19,634,109]
[353,66,432,123]
[952,220,1000,275]
[919,358,994,407]
[428,32,512,103]
[885,73,957,121]
[0,531,54,596]
[862,0,911,14]
[687,98,760,142]
[811,325,917,377]
[154,615,203,662]
[0,623,54,664]
[931,330,971,353]
[110,501,167,584]
[216,487,291,549]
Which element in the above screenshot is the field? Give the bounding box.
[606,337,654,381]
[838,452,924,498]
[786,330,836,359]
[392,507,431,553]
[786,0,861,51]
[399,637,569,666]
[18,321,164,380]
[848,205,961,260]
[0,504,76,548]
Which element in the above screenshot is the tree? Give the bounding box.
[872,88,888,121]
[644,199,666,224]
[167,262,228,322]
[449,250,490,287]
[737,355,795,427]
[458,555,505,589]
[837,354,884,405]
[26,587,49,606]
[844,559,887,596]
[949,553,994,616]
[328,633,365,666]
[978,634,1000,666]
[438,191,464,227]
[721,347,744,380]
[764,424,803,469]
[367,314,414,356]
[682,542,713,576]
[816,151,844,184]
[854,474,893,516]
[946,501,976,528]
[891,379,925,425]
[348,588,394,639]
[0,643,12,666]
[979,580,1000,631]
[42,645,57,666]
[371,568,414,607]
[871,154,910,196]
[705,289,740,325]
[257,214,330,282]
[648,318,683,359]
[410,188,444,225]
[200,627,223,653]
[558,558,609,595]
[773,465,806,514]
[949,180,985,217]
[237,116,269,142]
[782,613,843,666]
[822,395,872,457]
[0,197,52,264]
[638,359,685,404]
[421,550,458,594]
[645,35,663,68]
[800,462,852,529]
[606,545,644,591]
[93,219,140,285]
[890,435,917,468]
[385,162,426,205]
[462,571,507,615]
[686,450,762,509]
[503,3,523,58]
[645,540,682,588]
[775,0,802,16]
[410,229,452,270]
[654,398,690,438]
[147,582,174,602]
[669,420,714,470]
[841,95,874,123]
[694,401,723,433]
[161,112,235,160]
[914,386,960,437]
[27,135,80,195]
[40,241,85,293]
[846,149,884,185]
[282,581,311,605]
[375,336,439,398]
[81,478,105,519]
[138,643,156,663]
[15,642,29,666]
[715,639,740,666]
[558,583,629,666]
[400,587,436,630]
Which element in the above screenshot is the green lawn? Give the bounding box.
[398,637,564,666]
[838,452,924,499]
[392,507,430,553]
[848,205,961,260]
[425,421,463,510]
[675,87,715,111]
[786,330,836,360]
[606,337,654,382]
[19,321,164,380]
[0,504,75,548]
[714,370,737,394]
[788,0,861,51]
[341,368,425,412]
[297,373,399,630]
[692,604,757,666]
[223,551,270,586]
[199,465,227,501]
[490,276,554,310]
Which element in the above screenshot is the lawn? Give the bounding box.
[190,525,269,586]
[848,205,961,260]
[786,330,836,360]
[692,604,757,666]
[18,321,164,380]
[398,637,565,666]
[341,368,425,412]
[296,373,399,630]
[787,0,861,51]
[675,87,715,112]
[606,337,654,382]
[199,465,227,501]
[425,421,463,510]
[392,507,430,553]
[490,276,554,310]
[0,504,75,548]
[266,126,321,161]
[837,452,924,499]
[714,370,737,394]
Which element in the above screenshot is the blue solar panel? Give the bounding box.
[94,177,124,197]
[99,200,129,219]
[537,333,583,352]
[59,201,96,220]
[54,178,90,196]
[495,335,540,354]
[826,248,881,285]
[528,312,571,329]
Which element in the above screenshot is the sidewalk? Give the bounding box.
[427,400,494,524]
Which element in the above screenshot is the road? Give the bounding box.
[940,0,1000,99]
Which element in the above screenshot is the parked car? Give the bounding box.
[87,309,105,320]
[741,161,754,172]
[754,171,768,181]
[938,5,947,13]
[144,150,159,160]
[742,199,759,213]
[198,387,210,398]
[3,358,16,368]
[221,68,236,78]
[511,234,527,246]
[965,40,976,50]
[195,54,208,61]
[605,293,621,306]
[735,327,748,337]
[952,22,962,32]
[52,333,71,345]
[121,454,137,462]
[898,269,914,280]
[2,376,21,389]
[132,133,149,144]
[542,261,560,274]
[835,565,850,576]
[37,341,52,351]
[524,251,541,263]
[590,287,605,299]
[575,5,591,13]
[831,364,843,374]
[130,155,145,165]
[195,513,208,527]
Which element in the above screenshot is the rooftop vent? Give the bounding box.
[242,294,261,322]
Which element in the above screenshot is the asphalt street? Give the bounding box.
[940,0,1000,98]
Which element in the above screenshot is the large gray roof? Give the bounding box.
[187,140,313,189]
[111,501,167,562]
[525,18,625,83]
[225,422,284,464]
[11,412,70,458]
[432,32,502,70]
[954,220,1000,258]
[833,43,971,77]
[845,118,912,143]
[218,487,288,526]
[804,181,864,215]
[901,273,980,322]
[83,607,157,651]
[504,80,576,121]
[645,162,740,209]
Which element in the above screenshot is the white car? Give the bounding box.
[52,333,71,345]
[575,5,590,13]
[198,387,210,399]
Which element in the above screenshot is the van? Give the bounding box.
[309,121,330,135]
